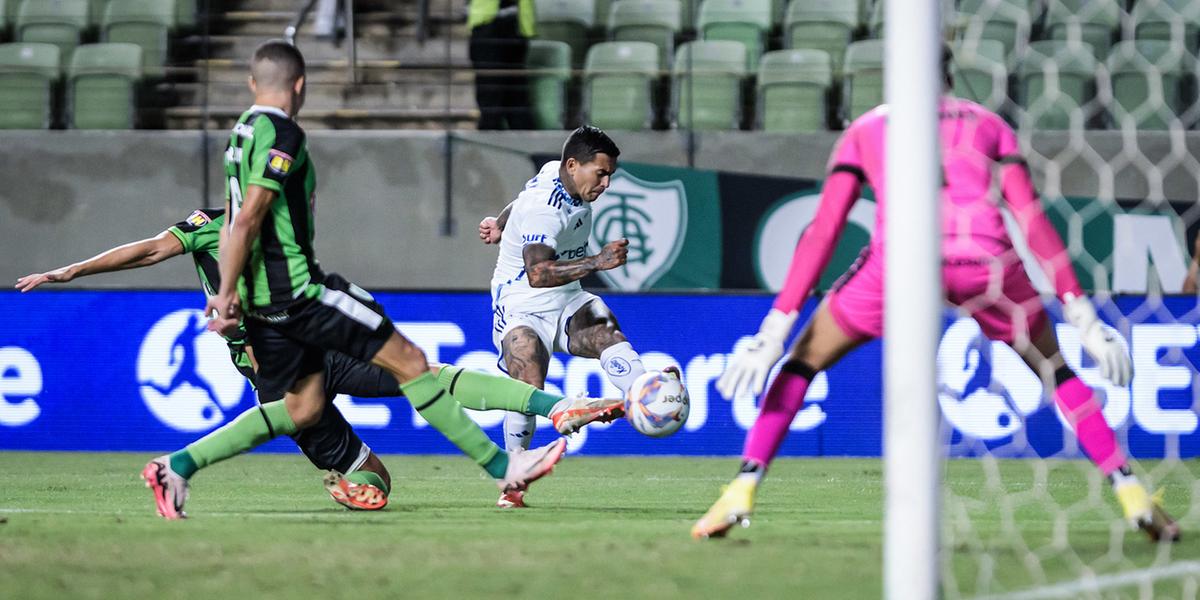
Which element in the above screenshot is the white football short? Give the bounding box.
[491,288,599,363]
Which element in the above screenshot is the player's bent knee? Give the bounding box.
[287,398,325,430]
[374,334,430,382]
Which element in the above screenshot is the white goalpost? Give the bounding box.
[883,1,944,599]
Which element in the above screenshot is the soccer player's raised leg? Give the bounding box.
[565,298,660,397]
[693,300,865,539]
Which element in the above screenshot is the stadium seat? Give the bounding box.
[697,0,771,71]
[672,40,746,130]
[608,0,681,69]
[951,39,1008,111]
[0,42,60,128]
[102,0,174,78]
[783,0,858,74]
[841,39,884,124]
[954,0,1031,67]
[1043,0,1121,61]
[68,42,141,129]
[1016,40,1097,129]
[1129,0,1200,55]
[535,0,594,68]
[756,48,832,132]
[15,0,90,62]
[527,39,572,129]
[583,41,659,129]
[1106,40,1196,130]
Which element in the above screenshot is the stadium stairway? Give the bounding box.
[161,0,479,129]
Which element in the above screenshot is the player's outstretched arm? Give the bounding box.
[716,170,861,399]
[523,238,627,288]
[1001,162,1131,386]
[14,231,184,292]
[208,185,273,335]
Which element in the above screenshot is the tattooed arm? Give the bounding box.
[523,239,628,288]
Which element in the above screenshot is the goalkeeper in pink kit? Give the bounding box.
[692,46,1179,542]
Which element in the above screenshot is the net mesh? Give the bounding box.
[938,1,1200,597]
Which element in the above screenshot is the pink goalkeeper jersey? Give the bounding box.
[771,95,1083,315]
[831,96,1022,259]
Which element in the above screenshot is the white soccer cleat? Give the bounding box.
[497,439,566,493]
[496,490,527,508]
[549,393,625,435]
[141,455,189,520]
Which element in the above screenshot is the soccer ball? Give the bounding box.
[625,370,689,438]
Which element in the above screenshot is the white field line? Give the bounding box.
[974,561,1200,600]
[0,507,353,519]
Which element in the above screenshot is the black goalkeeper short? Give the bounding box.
[245,273,395,401]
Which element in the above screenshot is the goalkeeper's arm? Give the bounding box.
[1001,160,1131,386]
[716,170,861,399]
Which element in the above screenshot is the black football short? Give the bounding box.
[245,273,395,401]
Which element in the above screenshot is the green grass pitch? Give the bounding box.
[0,452,1195,599]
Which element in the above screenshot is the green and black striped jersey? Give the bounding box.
[167,208,253,375]
[223,104,323,313]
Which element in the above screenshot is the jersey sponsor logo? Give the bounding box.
[556,244,588,260]
[522,234,548,245]
[186,210,212,228]
[137,309,250,432]
[590,170,688,291]
[267,150,293,175]
[224,146,243,164]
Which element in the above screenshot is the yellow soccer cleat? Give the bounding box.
[691,477,757,540]
[1115,480,1180,542]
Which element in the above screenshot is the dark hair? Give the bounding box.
[251,39,306,86]
[941,42,954,88]
[561,126,620,164]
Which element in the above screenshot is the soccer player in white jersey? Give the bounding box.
[480,126,683,508]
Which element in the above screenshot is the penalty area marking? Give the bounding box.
[975,561,1200,600]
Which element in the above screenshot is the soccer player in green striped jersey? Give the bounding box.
[133,40,622,519]
[18,207,626,515]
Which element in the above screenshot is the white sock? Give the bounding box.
[503,412,535,451]
[599,341,647,396]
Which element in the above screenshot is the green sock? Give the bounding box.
[403,372,503,475]
[345,470,390,496]
[436,366,563,416]
[176,400,297,479]
[482,452,509,479]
